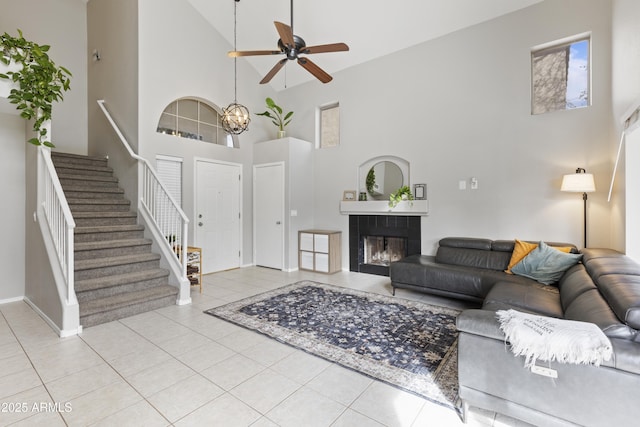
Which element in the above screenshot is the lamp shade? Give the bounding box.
[561,173,596,193]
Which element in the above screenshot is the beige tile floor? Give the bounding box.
[0,267,531,427]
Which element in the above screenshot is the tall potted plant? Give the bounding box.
[0,29,72,147]
[256,97,293,138]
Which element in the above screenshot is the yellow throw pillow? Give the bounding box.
[505,240,538,274]
[553,246,573,254]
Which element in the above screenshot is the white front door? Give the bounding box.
[254,163,284,269]
[195,160,241,273]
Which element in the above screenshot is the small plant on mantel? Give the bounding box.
[0,29,72,147]
[256,97,293,136]
[389,186,414,208]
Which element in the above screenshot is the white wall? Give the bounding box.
[0,0,88,153]
[0,112,25,301]
[279,0,613,264]
[87,0,140,207]
[0,0,87,303]
[610,0,640,252]
[136,0,275,265]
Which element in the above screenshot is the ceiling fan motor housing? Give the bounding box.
[278,35,306,60]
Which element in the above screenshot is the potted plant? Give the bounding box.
[256,97,293,138]
[0,29,72,147]
[389,185,414,208]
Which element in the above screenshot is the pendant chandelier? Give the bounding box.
[222,0,250,134]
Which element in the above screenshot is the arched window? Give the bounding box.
[156,98,239,148]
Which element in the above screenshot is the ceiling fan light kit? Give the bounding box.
[228,0,349,84]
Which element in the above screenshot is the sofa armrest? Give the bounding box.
[456,309,505,341]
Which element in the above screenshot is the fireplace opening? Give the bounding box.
[363,236,407,266]
[349,215,421,276]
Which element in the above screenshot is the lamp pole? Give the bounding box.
[582,191,588,249]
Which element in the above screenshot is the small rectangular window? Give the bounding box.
[531,35,590,115]
[318,103,340,148]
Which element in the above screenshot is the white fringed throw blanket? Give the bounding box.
[496,309,613,368]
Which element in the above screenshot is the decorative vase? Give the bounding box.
[277,130,286,139]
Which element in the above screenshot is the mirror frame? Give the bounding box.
[358,156,410,200]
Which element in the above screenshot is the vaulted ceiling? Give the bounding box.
[187,0,543,89]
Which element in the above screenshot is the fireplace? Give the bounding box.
[363,236,407,266]
[349,215,421,276]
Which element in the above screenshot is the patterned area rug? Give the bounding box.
[205,280,460,409]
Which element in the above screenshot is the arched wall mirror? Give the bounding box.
[358,156,410,200]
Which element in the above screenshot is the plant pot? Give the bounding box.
[277,130,286,139]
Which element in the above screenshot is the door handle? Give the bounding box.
[276,221,281,225]
[198,222,203,226]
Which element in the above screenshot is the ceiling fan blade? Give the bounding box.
[229,50,282,57]
[297,57,332,84]
[274,21,295,48]
[302,43,350,55]
[260,58,288,84]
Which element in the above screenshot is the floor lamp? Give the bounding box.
[561,168,596,248]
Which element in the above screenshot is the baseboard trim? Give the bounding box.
[0,296,25,305]
[23,297,81,338]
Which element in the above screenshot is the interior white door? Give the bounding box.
[196,160,241,273]
[254,163,284,269]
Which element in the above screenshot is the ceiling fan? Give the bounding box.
[228,0,349,84]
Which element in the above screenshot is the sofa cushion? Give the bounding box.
[438,237,492,250]
[435,246,512,271]
[491,240,517,252]
[597,274,640,330]
[563,289,637,340]
[483,281,563,318]
[558,263,597,310]
[583,253,640,282]
[510,242,582,285]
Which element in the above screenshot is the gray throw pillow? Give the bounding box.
[511,241,583,285]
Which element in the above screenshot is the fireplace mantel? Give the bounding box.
[339,200,428,216]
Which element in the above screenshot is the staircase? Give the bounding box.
[51,152,179,328]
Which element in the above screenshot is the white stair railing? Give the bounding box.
[37,146,76,305]
[97,100,189,279]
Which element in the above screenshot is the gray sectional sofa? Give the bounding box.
[389,237,576,302]
[390,238,640,427]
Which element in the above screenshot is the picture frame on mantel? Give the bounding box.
[413,184,427,200]
[343,190,357,201]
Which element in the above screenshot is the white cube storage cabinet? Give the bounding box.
[298,230,342,274]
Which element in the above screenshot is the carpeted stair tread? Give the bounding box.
[75,268,169,293]
[79,285,177,317]
[75,252,160,271]
[58,173,118,183]
[73,211,137,220]
[53,162,113,174]
[60,185,124,195]
[75,238,152,252]
[51,152,107,163]
[68,198,131,205]
[74,224,144,235]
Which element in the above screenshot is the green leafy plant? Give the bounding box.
[256,97,293,131]
[0,29,72,147]
[366,168,376,194]
[389,185,414,208]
